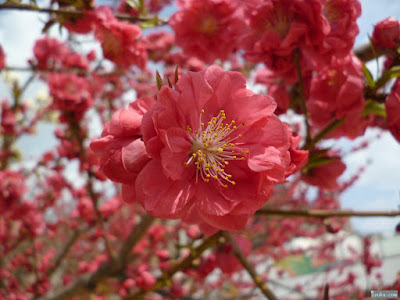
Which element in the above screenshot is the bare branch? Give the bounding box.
[0,3,168,25]
[125,231,223,300]
[256,208,400,218]
[222,232,278,300]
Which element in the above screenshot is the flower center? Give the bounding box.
[198,16,219,35]
[265,1,292,39]
[184,109,249,188]
[323,1,342,31]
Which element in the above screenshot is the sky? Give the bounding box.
[0,0,400,236]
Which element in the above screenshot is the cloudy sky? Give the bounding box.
[0,0,400,236]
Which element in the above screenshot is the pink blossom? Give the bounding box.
[386,79,400,143]
[240,0,327,75]
[48,73,93,121]
[0,45,5,70]
[90,97,155,202]
[63,9,96,34]
[318,0,361,60]
[303,156,346,190]
[1,100,17,135]
[169,0,244,63]
[0,170,26,215]
[136,65,300,232]
[307,54,366,139]
[147,0,172,13]
[143,31,175,62]
[117,0,139,16]
[63,53,89,71]
[32,37,70,70]
[286,125,308,176]
[372,17,400,50]
[256,68,291,114]
[93,6,147,69]
[215,235,252,274]
[136,271,156,290]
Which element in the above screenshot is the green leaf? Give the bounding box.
[167,77,173,88]
[374,66,400,91]
[362,63,375,89]
[174,65,179,84]
[156,71,163,91]
[362,99,386,118]
[303,156,338,172]
[140,15,161,28]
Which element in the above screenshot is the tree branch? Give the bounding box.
[222,232,278,300]
[0,3,168,25]
[125,231,223,300]
[37,214,154,300]
[353,43,394,63]
[255,208,400,218]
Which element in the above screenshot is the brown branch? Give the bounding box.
[303,118,345,150]
[47,228,85,277]
[37,214,154,300]
[125,231,223,300]
[295,48,311,145]
[222,232,278,300]
[0,3,168,25]
[353,43,394,63]
[255,208,400,218]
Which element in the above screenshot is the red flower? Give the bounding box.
[286,125,308,177]
[215,236,252,274]
[143,31,175,62]
[307,54,366,139]
[169,0,244,63]
[0,45,5,70]
[386,79,400,143]
[303,156,346,190]
[90,97,155,202]
[318,0,361,59]
[0,170,26,215]
[63,10,96,34]
[93,6,147,69]
[240,0,327,76]
[372,17,400,50]
[255,68,291,114]
[1,100,17,135]
[136,65,299,232]
[48,73,93,120]
[33,37,70,70]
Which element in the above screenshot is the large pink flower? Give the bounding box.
[136,65,300,232]
[169,0,244,63]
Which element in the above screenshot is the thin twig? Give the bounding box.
[294,48,311,145]
[222,232,278,300]
[0,3,168,25]
[353,43,394,63]
[255,208,400,218]
[303,118,345,150]
[47,228,85,277]
[126,231,223,300]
